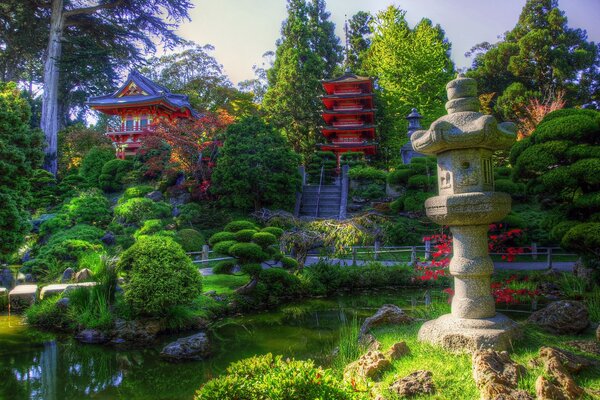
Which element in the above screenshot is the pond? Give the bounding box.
[0,290,531,400]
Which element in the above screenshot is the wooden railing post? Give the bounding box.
[202,245,209,263]
[352,247,357,266]
[531,242,538,260]
[374,240,380,260]
[411,246,417,266]
[546,247,553,269]
[424,240,431,261]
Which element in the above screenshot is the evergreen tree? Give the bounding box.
[346,11,372,73]
[263,0,342,160]
[467,0,599,121]
[364,6,454,166]
[0,82,44,258]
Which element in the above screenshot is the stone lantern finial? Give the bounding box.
[410,75,519,352]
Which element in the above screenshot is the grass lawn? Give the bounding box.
[202,273,249,295]
[360,322,600,399]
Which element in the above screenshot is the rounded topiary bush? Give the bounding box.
[495,179,524,196]
[117,236,202,316]
[63,190,112,227]
[387,168,412,185]
[561,222,600,258]
[209,231,236,246]
[224,220,257,232]
[280,256,298,270]
[114,198,171,225]
[175,229,205,252]
[119,185,154,203]
[213,240,237,255]
[252,232,277,248]
[261,226,284,238]
[234,229,257,242]
[213,260,236,275]
[98,159,133,192]
[403,191,433,212]
[134,219,163,239]
[241,263,263,277]
[80,147,115,186]
[229,243,267,263]
[195,353,354,400]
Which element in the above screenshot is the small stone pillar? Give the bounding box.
[411,74,520,352]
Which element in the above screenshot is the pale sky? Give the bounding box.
[173,0,600,85]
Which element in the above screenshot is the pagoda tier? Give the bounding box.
[319,72,377,164]
[87,70,198,159]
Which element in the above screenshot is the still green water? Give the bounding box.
[0,290,528,400]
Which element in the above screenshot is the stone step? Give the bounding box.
[301,200,341,208]
[9,285,38,310]
[302,186,341,194]
[40,282,97,300]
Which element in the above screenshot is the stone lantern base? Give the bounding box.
[418,313,520,353]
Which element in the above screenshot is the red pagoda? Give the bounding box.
[318,71,377,166]
[87,70,198,159]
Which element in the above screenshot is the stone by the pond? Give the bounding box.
[359,304,414,337]
[389,370,435,397]
[386,341,410,360]
[101,231,115,245]
[40,282,96,299]
[145,190,163,202]
[160,332,210,362]
[111,318,161,345]
[1,268,14,289]
[528,300,589,335]
[472,349,531,400]
[74,268,93,282]
[9,285,38,310]
[76,329,109,344]
[343,350,391,384]
[61,267,75,283]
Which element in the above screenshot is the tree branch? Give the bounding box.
[63,0,126,18]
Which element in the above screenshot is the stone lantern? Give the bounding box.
[411,74,519,352]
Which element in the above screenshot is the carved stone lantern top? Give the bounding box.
[411,74,517,156]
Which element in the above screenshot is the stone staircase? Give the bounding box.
[299,184,342,218]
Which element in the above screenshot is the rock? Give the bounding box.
[21,250,31,263]
[101,231,115,245]
[25,273,34,283]
[359,304,414,337]
[40,282,96,299]
[389,370,435,397]
[169,191,191,207]
[204,290,217,297]
[573,259,595,285]
[172,206,181,217]
[535,376,568,400]
[0,268,14,289]
[111,319,162,346]
[343,350,391,385]
[386,341,410,360]
[160,332,210,362]
[9,285,38,310]
[61,267,75,283]
[56,297,70,310]
[566,340,600,356]
[359,333,381,351]
[76,329,109,344]
[74,268,93,282]
[538,347,592,374]
[31,213,55,233]
[535,347,590,400]
[536,282,562,299]
[472,349,531,400]
[145,190,163,202]
[528,301,589,335]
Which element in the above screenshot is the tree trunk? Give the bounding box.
[41,0,65,176]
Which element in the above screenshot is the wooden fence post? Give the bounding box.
[531,242,538,260]
[374,240,380,260]
[352,247,357,266]
[424,240,431,261]
[546,247,553,269]
[202,245,209,263]
[411,246,417,266]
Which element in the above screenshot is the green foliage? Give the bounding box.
[98,159,133,192]
[57,124,112,177]
[306,151,337,184]
[213,260,236,275]
[25,296,72,331]
[387,168,412,186]
[348,166,387,183]
[175,201,232,231]
[119,185,154,203]
[209,231,236,246]
[257,268,302,299]
[211,116,301,211]
[29,169,60,210]
[62,190,111,228]
[195,353,355,400]
[234,229,258,243]
[354,183,386,200]
[117,236,202,317]
[403,191,434,212]
[260,226,284,238]
[175,229,205,252]
[0,82,44,258]
[340,151,366,168]
[495,179,525,196]
[229,243,268,263]
[383,216,435,245]
[134,219,164,239]
[212,240,237,256]
[240,263,263,277]
[79,147,115,187]
[561,223,600,260]
[280,256,298,270]
[224,220,258,233]
[114,198,171,225]
[252,232,277,249]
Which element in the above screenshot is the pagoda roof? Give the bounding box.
[87,70,199,118]
[321,109,376,115]
[320,124,377,132]
[322,71,372,84]
[320,92,373,100]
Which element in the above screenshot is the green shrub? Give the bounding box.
[355,183,386,200]
[175,229,205,252]
[213,240,237,255]
[119,185,154,203]
[549,220,580,243]
[280,256,298,270]
[134,219,163,239]
[241,263,263,277]
[80,147,115,186]
[387,168,413,185]
[261,226,284,238]
[224,220,257,232]
[39,214,72,236]
[561,223,600,260]
[229,243,267,263]
[114,198,171,225]
[175,201,231,230]
[252,232,277,248]
[348,166,387,183]
[195,353,354,400]
[63,190,111,227]
[259,268,302,297]
[25,296,73,330]
[213,260,236,275]
[117,236,202,316]
[383,216,434,245]
[495,179,524,195]
[234,229,258,242]
[209,231,236,246]
[98,159,133,192]
[389,197,404,213]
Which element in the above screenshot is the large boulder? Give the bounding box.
[359,304,414,338]
[528,301,589,334]
[101,231,115,245]
[110,318,162,346]
[76,329,109,344]
[145,190,163,202]
[160,332,210,362]
[389,370,435,397]
[472,349,531,400]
